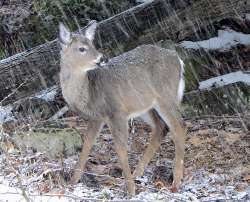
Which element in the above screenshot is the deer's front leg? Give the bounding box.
[108,116,135,196]
[70,120,102,184]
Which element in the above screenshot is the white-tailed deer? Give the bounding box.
[59,21,186,196]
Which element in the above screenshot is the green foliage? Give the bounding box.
[0,49,5,59]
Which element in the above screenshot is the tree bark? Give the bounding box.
[0,0,249,105]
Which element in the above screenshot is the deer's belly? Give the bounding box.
[126,99,157,119]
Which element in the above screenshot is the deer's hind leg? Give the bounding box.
[108,115,135,196]
[70,120,103,184]
[133,109,169,178]
[155,102,186,192]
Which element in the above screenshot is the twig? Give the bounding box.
[49,106,69,121]
[0,80,27,105]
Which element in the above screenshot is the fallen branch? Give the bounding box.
[199,71,250,90]
[49,106,69,121]
[180,29,250,51]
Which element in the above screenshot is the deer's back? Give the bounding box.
[87,45,182,118]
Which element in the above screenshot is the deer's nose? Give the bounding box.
[100,55,108,63]
[96,55,108,67]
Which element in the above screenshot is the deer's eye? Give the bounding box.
[79,47,86,52]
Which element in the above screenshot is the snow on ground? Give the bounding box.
[180,29,250,51]
[0,168,249,202]
[199,71,250,90]
[0,119,249,202]
[0,177,113,202]
[0,105,14,124]
[0,92,249,201]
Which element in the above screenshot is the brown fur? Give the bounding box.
[59,21,186,196]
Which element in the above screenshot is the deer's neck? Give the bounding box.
[60,63,90,111]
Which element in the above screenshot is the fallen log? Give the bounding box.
[0,0,249,105]
[198,71,250,90]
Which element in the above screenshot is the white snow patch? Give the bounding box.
[246,14,250,21]
[0,179,106,202]
[34,86,57,101]
[0,105,14,124]
[136,0,153,4]
[180,29,250,51]
[0,183,74,202]
[199,71,250,90]
[0,183,25,202]
[0,158,249,202]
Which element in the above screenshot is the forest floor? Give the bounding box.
[0,113,249,201]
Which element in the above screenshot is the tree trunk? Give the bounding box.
[0,0,249,105]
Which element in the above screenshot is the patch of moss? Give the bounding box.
[13,128,82,158]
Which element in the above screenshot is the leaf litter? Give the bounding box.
[0,113,249,201]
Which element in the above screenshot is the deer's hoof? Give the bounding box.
[132,168,144,178]
[170,182,180,193]
[69,175,80,185]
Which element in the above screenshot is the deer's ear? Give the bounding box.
[85,20,97,41]
[59,23,72,45]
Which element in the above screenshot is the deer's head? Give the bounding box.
[59,21,103,72]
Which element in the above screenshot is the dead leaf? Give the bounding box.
[91,164,108,175]
[154,180,165,189]
[39,182,50,193]
[242,174,250,181]
[223,133,241,145]
[189,136,203,146]
[235,183,248,192]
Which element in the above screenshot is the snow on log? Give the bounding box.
[199,71,250,90]
[246,14,250,21]
[34,86,58,102]
[136,0,153,4]
[180,29,250,51]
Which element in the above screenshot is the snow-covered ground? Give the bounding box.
[0,114,249,202]
[0,105,14,124]
[0,168,249,202]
